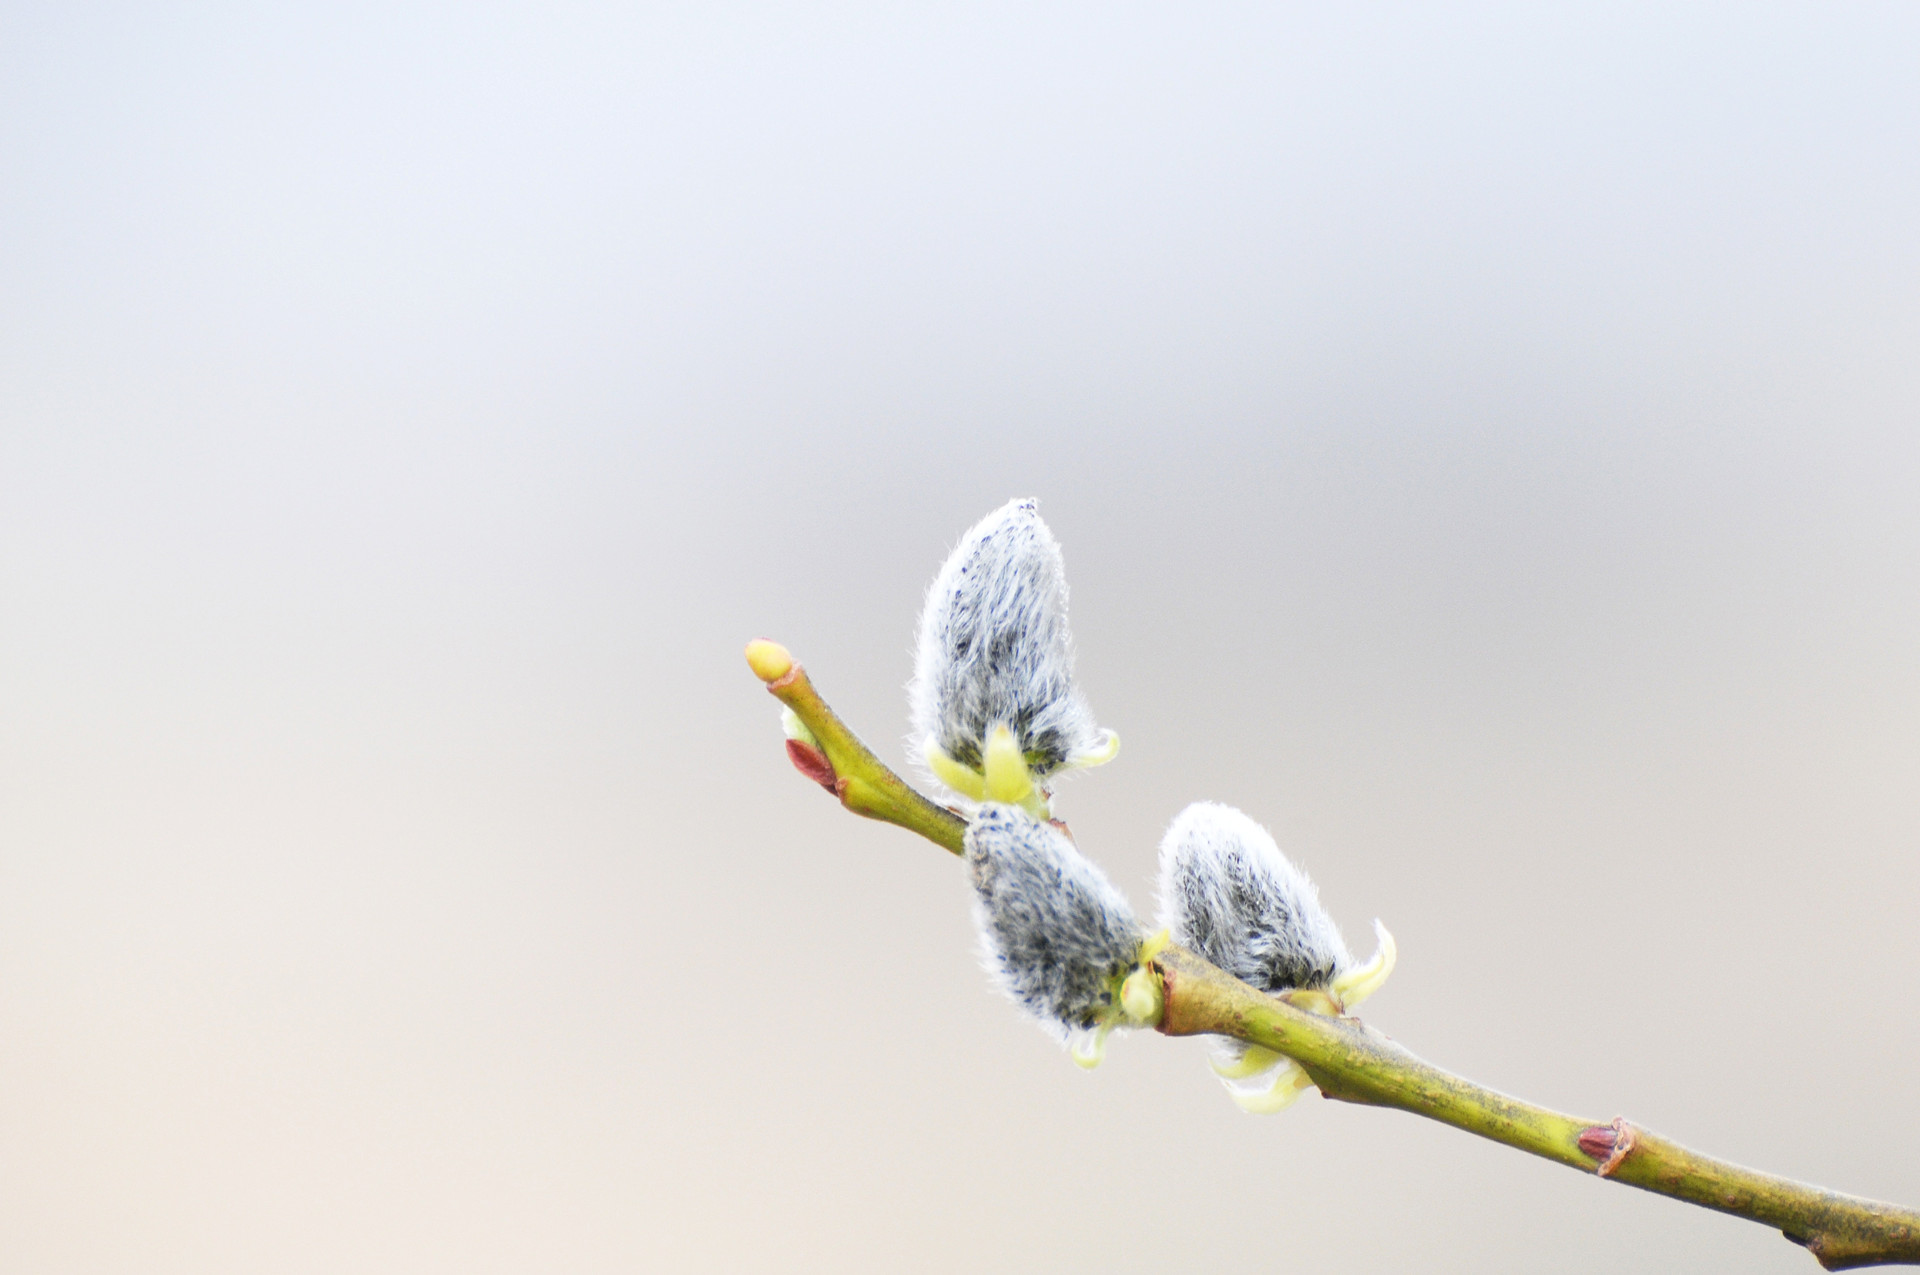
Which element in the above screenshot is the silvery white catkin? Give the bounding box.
[965,803,1141,1042]
[910,498,1104,778]
[1156,801,1351,992]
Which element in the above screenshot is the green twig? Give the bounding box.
[1155,946,1920,1270]
[747,641,1920,1270]
[747,639,965,855]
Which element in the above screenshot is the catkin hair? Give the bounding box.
[910,499,1104,778]
[966,803,1142,1042]
[1155,801,1350,992]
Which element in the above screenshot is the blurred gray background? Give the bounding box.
[3,4,1916,1272]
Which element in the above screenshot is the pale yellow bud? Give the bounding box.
[744,638,794,683]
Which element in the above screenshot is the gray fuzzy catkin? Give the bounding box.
[965,803,1141,1042]
[1156,802,1351,992]
[910,498,1102,777]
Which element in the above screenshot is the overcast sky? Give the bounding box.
[3,5,1918,1272]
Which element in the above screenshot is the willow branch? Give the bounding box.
[1157,947,1920,1270]
[746,640,1920,1270]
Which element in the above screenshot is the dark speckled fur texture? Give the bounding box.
[910,499,1104,783]
[1156,802,1350,992]
[965,803,1141,1042]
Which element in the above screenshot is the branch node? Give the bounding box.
[1579,1117,1638,1178]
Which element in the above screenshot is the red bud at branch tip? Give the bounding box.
[785,739,839,792]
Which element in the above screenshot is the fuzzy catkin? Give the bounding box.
[965,803,1141,1041]
[1156,802,1350,992]
[910,498,1103,777]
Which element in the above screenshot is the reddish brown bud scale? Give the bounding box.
[1578,1118,1637,1177]
[785,739,838,792]
[1578,1126,1618,1160]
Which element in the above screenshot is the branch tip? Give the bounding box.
[745,638,794,682]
